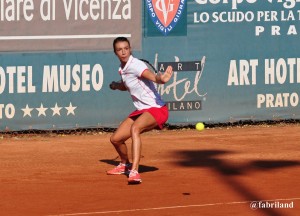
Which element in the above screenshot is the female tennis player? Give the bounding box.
[106,37,173,184]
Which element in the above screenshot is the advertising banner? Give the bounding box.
[143,0,300,124]
[0,0,299,131]
[0,0,141,51]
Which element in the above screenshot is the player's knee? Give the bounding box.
[130,124,142,136]
[110,135,121,146]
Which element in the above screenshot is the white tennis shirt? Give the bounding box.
[118,55,165,110]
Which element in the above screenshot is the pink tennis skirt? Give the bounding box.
[128,105,168,129]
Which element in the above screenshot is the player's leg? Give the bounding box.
[110,117,134,164]
[130,112,158,171]
[127,112,157,183]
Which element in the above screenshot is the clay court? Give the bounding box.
[1,124,300,216]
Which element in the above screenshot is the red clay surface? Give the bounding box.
[1,124,300,216]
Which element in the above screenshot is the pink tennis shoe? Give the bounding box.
[128,169,142,184]
[106,163,131,175]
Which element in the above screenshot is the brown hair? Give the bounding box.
[113,37,131,53]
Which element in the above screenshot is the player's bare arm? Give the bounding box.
[142,66,173,84]
[109,80,127,91]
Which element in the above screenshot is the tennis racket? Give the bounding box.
[140,59,158,74]
[139,54,158,74]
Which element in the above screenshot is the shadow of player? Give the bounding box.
[174,149,300,216]
[100,159,159,174]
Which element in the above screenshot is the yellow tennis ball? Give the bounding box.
[196,122,205,131]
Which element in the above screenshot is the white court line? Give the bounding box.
[47,197,300,216]
[0,34,131,40]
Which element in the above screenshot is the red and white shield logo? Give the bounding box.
[153,0,180,27]
[146,0,186,35]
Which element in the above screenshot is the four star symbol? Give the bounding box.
[51,103,62,116]
[36,103,48,117]
[65,102,77,116]
[21,103,77,118]
[21,104,34,117]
